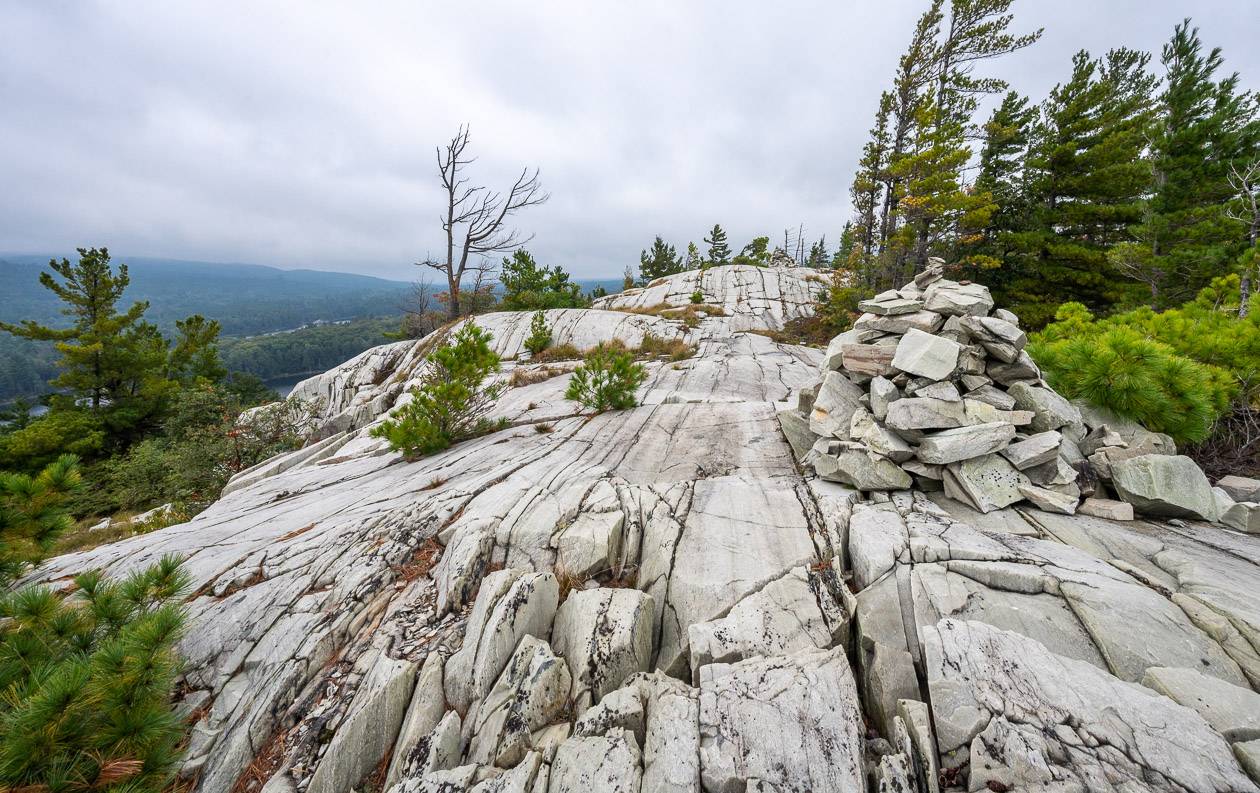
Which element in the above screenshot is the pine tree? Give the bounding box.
[933,0,1043,128]
[169,315,226,383]
[887,96,996,280]
[0,556,191,793]
[0,249,151,411]
[849,92,894,283]
[733,237,770,267]
[0,454,81,584]
[499,250,584,311]
[639,236,683,282]
[1010,49,1157,325]
[703,225,732,267]
[962,91,1039,289]
[806,237,830,268]
[1114,20,1260,307]
[684,242,703,271]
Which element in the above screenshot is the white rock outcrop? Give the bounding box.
[24,263,1260,793]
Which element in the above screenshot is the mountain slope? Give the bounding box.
[25,264,1260,793]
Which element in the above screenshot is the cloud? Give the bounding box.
[1,0,1256,280]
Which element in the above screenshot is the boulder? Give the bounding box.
[1007,382,1081,433]
[1222,502,1260,534]
[777,407,817,462]
[547,729,643,793]
[884,397,967,434]
[1016,484,1078,515]
[858,296,924,316]
[850,408,913,462]
[855,310,944,335]
[841,343,897,377]
[1077,497,1135,521]
[890,328,961,381]
[869,376,900,421]
[943,454,1029,513]
[999,430,1062,470]
[916,422,1015,465]
[1218,475,1260,503]
[1111,454,1217,521]
[986,351,1040,385]
[810,371,866,438]
[964,383,1016,410]
[922,280,994,317]
[812,441,913,491]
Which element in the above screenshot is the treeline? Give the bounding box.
[219,317,398,381]
[633,224,836,286]
[844,2,1258,328]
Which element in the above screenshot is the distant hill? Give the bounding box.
[0,254,415,335]
[0,254,623,402]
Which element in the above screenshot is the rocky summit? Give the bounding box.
[27,263,1260,793]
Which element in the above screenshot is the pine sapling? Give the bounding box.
[565,344,648,412]
[525,311,552,356]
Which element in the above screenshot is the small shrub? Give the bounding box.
[815,269,872,334]
[1030,325,1232,444]
[524,310,552,356]
[690,290,703,304]
[534,422,554,434]
[565,344,648,412]
[372,323,504,458]
[0,555,191,793]
[0,454,82,585]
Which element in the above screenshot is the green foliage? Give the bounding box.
[0,455,82,585]
[103,383,315,515]
[372,324,505,458]
[703,225,732,267]
[815,270,874,334]
[639,236,684,282]
[499,250,585,311]
[1029,280,1260,443]
[525,311,552,356]
[0,556,190,793]
[565,345,647,412]
[0,409,107,472]
[689,291,704,305]
[220,316,396,381]
[732,237,770,267]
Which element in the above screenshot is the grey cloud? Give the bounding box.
[1,0,1256,280]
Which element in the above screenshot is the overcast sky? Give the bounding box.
[1,1,1257,281]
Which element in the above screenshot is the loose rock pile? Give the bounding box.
[779,258,1260,528]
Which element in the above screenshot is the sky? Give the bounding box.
[1,1,1257,281]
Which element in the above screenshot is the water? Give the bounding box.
[266,373,319,398]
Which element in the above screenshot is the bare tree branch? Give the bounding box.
[422,125,550,319]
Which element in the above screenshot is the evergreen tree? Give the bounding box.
[1113,20,1260,307]
[684,242,703,271]
[849,92,894,282]
[963,91,1039,287]
[0,249,151,411]
[933,0,1043,128]
[1009,49,1157,325]
[733,237,771,267]
[806,237,830,268]
[835,223,856,268]
[499,250,584,311]
[639,236,684,282]
[887,96,997,280]
[0,557,191,793]
[703,225,732,267]
[0,454,81,584]
[169,315,226,383]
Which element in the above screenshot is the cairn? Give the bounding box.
[779,258,1256,525]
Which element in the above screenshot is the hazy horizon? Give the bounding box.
[2,1,1257,280]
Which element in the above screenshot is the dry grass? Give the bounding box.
[396,537,442,583]
[614,302,730,326]
[55,506,188,555]
[421,476,447,491]
[534,422,555,434]
[638,333,696,362]
[230,727,288,793]
[531,343,583,363]
[744,315,834,348]
[554,563,584,600]
[509,365,566,387]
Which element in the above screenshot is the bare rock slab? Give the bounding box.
[698,648,865,793]
[923,619,1257,793]
[916,422,1015,465]
[552,588,655,712]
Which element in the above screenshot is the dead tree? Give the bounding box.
[1227,160,1260,318]
[422,125,549,319]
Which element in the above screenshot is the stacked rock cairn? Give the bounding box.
[779,258,1260,529]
